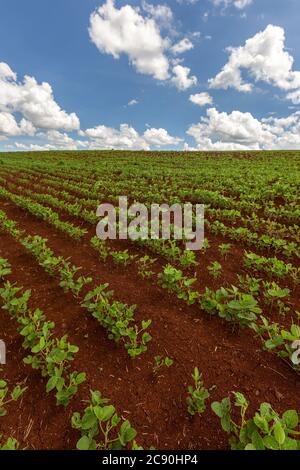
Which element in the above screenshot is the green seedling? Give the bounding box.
[0,379,27,417]
[59,262,92,298]
[71,390,138,450]
[158,265,200,305]
[218,243,231,259]
[137,255,156,279]
[0,258,11,281]
[111,250,137,266]
[82,284,152,357]
[187,368,210,416]
[208,261,222,279]
[153,356,173,375]
[237,274,261,297]
[90,237,111,262]
[212,392,300,450]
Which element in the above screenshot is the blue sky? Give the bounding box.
[1,0,300,151]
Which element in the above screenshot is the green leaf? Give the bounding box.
[251,430,265,450]
[111,413,121,427]
[234,392,248,408]
[56,377,65,392]
[283,410,298,430]
[264,435,279,450]
[94,405,115,422]
[165,358,173,367]
[75,372,86,385]
[211,401,223,418]
[46,376,58,393]
[11,385,26,401]
[76,436,91,451]
[220,415,231,433]
[81,411,97,430]
[274,422,286,446]
[259,402,273,418]
[244,444,256,450]
[282,437,299,450]
[141,320,151,329]
[253,415,269,434]
[71,412,81,429]
[119,420,137,446]
[193,367,200,381]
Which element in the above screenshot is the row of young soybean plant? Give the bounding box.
[0,166,299,375]
[16,173,296,297]
[91,237,300,377]
[0,185,298,377]
[0,210,152,358]
[5,164,298,245]
[0,259,144,450]
[9,166,299,260]
[2,160,298,263]
[3,170,299,275]
[0,174,298,319]
[1,153,299,229]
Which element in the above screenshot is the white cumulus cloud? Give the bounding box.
[209,25,300,99]
[89,1,198,89]
[80,123,182,150]
[171,38,194,55]
[0,112,35,137]
[144,127,182,146]
[89,0,170,81]
[0,61,80,139]
[171,65,197,90]
[186,107,300,150]
[286,89,300,105]
[189,92,213,106]
[141,1,173,27]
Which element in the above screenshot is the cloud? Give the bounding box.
[9,108,300,152]
[12,130,88,151]
[211,0,253,9]
[0,63,16,81]
[43,130,83,149]
[187,107,268,149]
[128,99,138,106]
[189,92,213,106]
[234,0,252,7]
[12,140,87,151]
[89,0,170,81]
[171,65,197,90]
[261,112,300,149]
[143,127,182,146]
[286,89,300,104]
[171,38,194,55]
[80,123,182,149]
[80,123,147,149]
[0,112,35,137]
[209,25,300,99]
[186,107,300,150]
[141,1,173,27]
[0,61,80,139]
[13,142,54,151]
[89,1,197,89]
[176,0,199,4]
